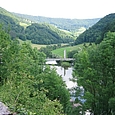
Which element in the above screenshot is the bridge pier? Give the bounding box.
[64,50,66,59]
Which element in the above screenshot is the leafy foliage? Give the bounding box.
[73,32,115,114]
[61,62,70,68]
[39,44,62,58]
[0,27,71,114]
[38,66,70,113]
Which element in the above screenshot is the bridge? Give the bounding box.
[46,58,74,62]
[45,49,74,64]
[45,58,74,65]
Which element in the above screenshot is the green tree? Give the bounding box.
[0,27,65,114]
[36,66,71,113]
[73,32,115,114]
[0,25,11,84]
[67,50,78,58]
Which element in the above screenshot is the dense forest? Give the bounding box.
[25,23,74,44]
[73,31,115,114]
[0,14,25,39]
[0,26,73,114]
[75,13,115,44]
[14,13,100,32]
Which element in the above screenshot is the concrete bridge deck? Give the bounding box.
[46,58,74,61]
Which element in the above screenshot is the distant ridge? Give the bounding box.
[75,13,115,44]
[1,6,105,45]
[0,7,74,44]
[13,12,100,32]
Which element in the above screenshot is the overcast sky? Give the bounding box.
[0,0,115,19]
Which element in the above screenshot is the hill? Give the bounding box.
[13,13,100,32]
[0,13,25,39]
[75,13,115,44]
[0,7,74,44]
[0,7,30,40]
[0,7,20,23]
[25,23,74,44]
[0,7,31,25]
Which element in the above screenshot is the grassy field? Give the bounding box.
[74,27,86,37]
[18,39,90,58]
[18,39,71,50]
[52,44,84,58]
[19,22,29,28]
[31,44,46,49]
[18,39,46,49]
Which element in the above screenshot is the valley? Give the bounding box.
[1,6,115,115]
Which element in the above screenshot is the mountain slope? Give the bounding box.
[0,7,32,26]
[13,13,100,32]
[75,13,115,44]
[0,13,25,39]
[0,7,23,24]
[0,7,27,40]
[0,7,74,44]
[25,23,74,44]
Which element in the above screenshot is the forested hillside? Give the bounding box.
[14,13,100,32]
[25,23,74,44]
[0,7,20,23]
[0,7,74,44]
[0,7,31,24]
[0,14,25,39]
[75,13,115,44]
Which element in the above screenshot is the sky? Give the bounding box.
[0,0,115,19]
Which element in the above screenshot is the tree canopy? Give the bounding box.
[25,23,74,44]
[0,26,71,114]
[73,32,115,114]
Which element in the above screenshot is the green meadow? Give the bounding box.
[52,44,84,58]
[18,39,46,49]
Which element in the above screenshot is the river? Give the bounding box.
[46,60,77,89]
[49,62,89,115]
[55,66,89,115]
[55,66,76,89]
